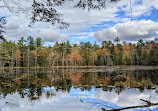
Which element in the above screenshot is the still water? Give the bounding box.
[0,67,158,111]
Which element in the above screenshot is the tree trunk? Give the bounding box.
[27,48,30,68]
[11,47,14,68]
[35,48,37,68]
[136,51,139,65]
[62,49,64,66]
[66,55,68,67]
[2,62,4,73]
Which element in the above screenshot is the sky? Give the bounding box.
[0,0,158,46]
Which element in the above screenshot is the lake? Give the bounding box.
[0,67,158,111]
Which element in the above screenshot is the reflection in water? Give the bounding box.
[0,68,158,111]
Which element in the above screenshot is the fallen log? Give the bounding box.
[102,99,158,111]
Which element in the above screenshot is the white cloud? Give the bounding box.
[94,20,158,42]
[3,17,69,42]
[56,1,121,33]
[73,41,80,45]
[4,22,30,41]
[71,32,94,40]
[33,28,69,42]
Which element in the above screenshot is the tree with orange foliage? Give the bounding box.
[15,49,21,67]
[68,46,82,66]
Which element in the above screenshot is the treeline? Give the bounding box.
[0,36,158,67]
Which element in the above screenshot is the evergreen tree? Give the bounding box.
[36,37,43,47]
[27,36,35,50]
[17,37,27,67]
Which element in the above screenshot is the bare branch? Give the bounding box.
[102,99,158,111]
[0,17,6,35]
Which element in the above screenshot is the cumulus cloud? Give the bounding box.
[4,23,30,41]
[33,28,69,42]
[94,20,158,42]
[3,19,69,42]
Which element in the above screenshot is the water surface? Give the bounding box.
[0,67,158,111]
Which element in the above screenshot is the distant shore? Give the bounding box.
[1,65,158,71]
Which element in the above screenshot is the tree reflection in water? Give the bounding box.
[0,67,158,110]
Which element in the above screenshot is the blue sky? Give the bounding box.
[65,0,158,45]
[0,0,158,46]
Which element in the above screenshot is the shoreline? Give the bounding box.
[1,65,158,71]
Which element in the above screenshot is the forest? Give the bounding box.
[0,36,158,68]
